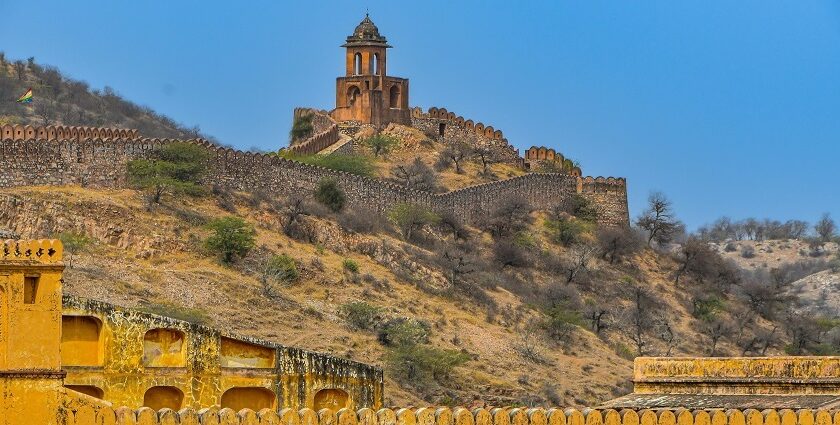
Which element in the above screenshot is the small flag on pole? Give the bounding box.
[16,88,33,103]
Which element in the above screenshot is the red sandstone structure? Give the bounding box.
[331,14,410,126]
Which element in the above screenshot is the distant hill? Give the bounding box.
[0,53,215,141]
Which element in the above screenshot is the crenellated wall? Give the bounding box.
[55,402,840,425]
[524,146,582,177]
[0,137,630,227]
[289,109,342,155]
[0,124,139,142]
[410,107,523,167]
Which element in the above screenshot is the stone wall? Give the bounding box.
[54,402,840,425]
[289,109,342,155]
[524,146,582,176]
[0,137,629,227]
[62,296,383,411]
[410,107,523,167]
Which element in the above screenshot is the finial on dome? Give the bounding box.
[342,13,391,48]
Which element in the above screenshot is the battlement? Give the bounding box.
[288,108,342,155]
[1,239,63,264]
[422,107,507,141]
[577,176,627,193]
[0,124,139,141]
[525,146,582,176]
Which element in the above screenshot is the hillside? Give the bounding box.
[4,174,835,407]
[0,54,212,140]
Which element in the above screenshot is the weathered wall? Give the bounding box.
[62,295,383,412]
[410,107,523,167]
[56,403,840,425]
[0,137,629,227]
[524,146,582,176]
[289,109,342,155]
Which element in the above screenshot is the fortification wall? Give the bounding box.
[0,124,139,141]
[290,109,342,155]
[410,107,523,167]
[524,146,582,177]
[578,177,629,228]
[55,403,840,425]
[0,138,629,227]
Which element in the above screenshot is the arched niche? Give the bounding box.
[221,387,275,412]
[220,337,275,368]
[313,388,350,412]
[389,85,401,109]
[61,316,103,366]
[143,328,186,367]
[143,386,184,411]
[66,385,104,399]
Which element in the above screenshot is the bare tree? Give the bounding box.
[391,158,439,191]
[473,146,499,176]
[483,196,533,238]
[635,191,684,247]
[701,319,733,356]
[625,285,659,355]
[35,100,56,125]
[564,244,597,283]
[815,213,837,243]
[13,60,26,80]
[436,141,472,174]
[597,227,642,264]
[439,243,475,287]
[659,321,678,356]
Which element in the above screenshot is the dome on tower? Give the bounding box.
[343,14,391,47]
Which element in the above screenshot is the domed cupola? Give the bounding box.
[343,14,391,47]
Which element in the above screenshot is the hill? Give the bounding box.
[0,54,213,140]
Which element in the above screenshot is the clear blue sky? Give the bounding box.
[3,1,839,230]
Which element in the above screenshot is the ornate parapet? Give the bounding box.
[1,239,63,264]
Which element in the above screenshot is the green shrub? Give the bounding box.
[543,306,583,342]
[545,218,591,246]
[127,142,210,204]
[204,216,256,264]
[363,134,399,157]
[570,194,598,222]
[340,301,381,330]
[388,203,440,240]
[343,258,359,273]
[265,254,299,283]
[378,318,431,346]
[385,344,470,384]
[289,113,314,143]
[296,154,376,177]
[57,231,93,268]
[830,255,840,273]
[692,296,725,322]
[314,179,346,212]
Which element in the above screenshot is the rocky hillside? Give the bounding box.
[0,54,212,140]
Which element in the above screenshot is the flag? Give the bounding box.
[16,88,33,103]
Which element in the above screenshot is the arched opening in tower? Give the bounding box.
[389,85,400,109]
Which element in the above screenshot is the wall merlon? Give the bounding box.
[1,238,63,264]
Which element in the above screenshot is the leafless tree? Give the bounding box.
[597,227,642,264]
[815,213,837,243]
[391,157,439,191]
[635,191,684,247]
[439,243,475,287]
[483,196,533,238]
[586,303,609,335]
[624,285,659,356]
[473,146,499,176]
[659,321,678,356]
[35,100,56,125]
[564,244,597,283]
[436,141,472,174]
[13,60,25,80]
[701,319,733,356]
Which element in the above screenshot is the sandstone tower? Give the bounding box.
[331,14,410,126]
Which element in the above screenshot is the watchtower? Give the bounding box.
[331,14,411,126]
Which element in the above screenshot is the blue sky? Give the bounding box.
[2,1,839,230]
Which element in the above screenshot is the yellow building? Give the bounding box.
[0,239,382,425]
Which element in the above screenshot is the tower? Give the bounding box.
[331,14,410,126]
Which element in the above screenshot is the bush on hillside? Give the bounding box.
[57,231,93,268]
[385,343,469,385]
[204,216,256,264]
[388,203,440,241]
[289,113,314,143]
[363,134,399,157]
[546,217,591,246]
[569,194,598,222]
[295,154,376,177]
[127,142,210,205]
[264,254,299,284]
[339,301,381,330]
[377,318,431,346]
[342,258,360,273]
[314,179,346,212]
[596,227,642,264]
